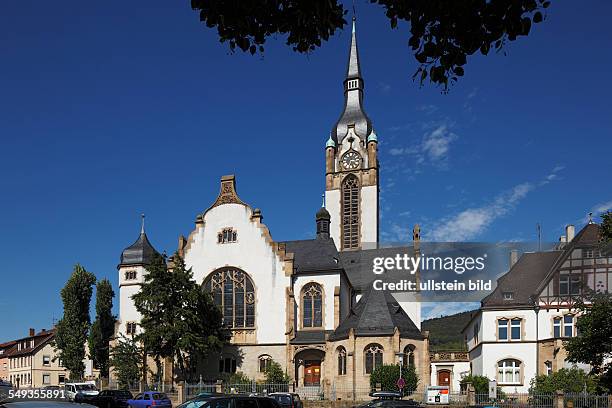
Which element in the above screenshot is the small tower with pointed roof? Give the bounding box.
[325,17,379,251]
[117,214,160,337]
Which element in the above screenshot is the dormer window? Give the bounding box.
[217,228,237,244]
[503,291,514,300]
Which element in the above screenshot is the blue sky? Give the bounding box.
[1,1,611,342]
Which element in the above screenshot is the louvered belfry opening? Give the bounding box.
[342,174,360,249]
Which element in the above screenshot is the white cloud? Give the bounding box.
[386,122,457,168]
[427,182,534,241]
[540,165,565,185]
[422,124,457,161]
[592,200,612,214]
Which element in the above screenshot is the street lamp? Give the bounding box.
[395,352,404,379]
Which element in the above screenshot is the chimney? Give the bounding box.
[566,225,575,243]
[509,250,519,269]
[29,328,35,337]
[559,235,566,243]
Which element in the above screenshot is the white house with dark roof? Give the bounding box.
[113,18,430,394]
[463,222,609,393]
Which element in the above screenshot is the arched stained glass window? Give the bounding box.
[302,283,323,328]
[204,268,255,328]
[342,175,360,249]
[364,343,383,374]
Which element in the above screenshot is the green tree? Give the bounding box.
[190,0,551,90]
[600,211,612,248]
[460,374,490,394]
[88,279,116,378]
[564,293,612,392]
[263,360,290,384]
[370,364,419,392]
[226,371,252,385]
[133,253,226,382]
[110,335,142,389]
[55,264,97,380]
[529,367,598,394]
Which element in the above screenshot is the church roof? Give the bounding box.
[329,285,424,341]
[119,218,160,267]
[283,237,341,273]
[330,18,373,144]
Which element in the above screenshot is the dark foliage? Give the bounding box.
[89,279,117,378]
[564,293,612,392]
[132,252,226,382]
[190,0,551,90]
[370,364,418,392]
[55,264,97,380]
[422,309,476,350]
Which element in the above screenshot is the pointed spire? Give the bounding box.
[330,16,373,144]
[346,16,361,80]
[140,213,146,234]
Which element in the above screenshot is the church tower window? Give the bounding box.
[342,175,360,249]
[302,283,323,328]
[204,268,255,328]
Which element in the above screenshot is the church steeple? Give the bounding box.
[331,17,372,145]
[325,17,379,251]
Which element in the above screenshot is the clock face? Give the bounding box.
[341,150,362,170]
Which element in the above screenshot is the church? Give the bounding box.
[114,19,430,396]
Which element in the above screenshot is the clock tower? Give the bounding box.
[325,18,379,250]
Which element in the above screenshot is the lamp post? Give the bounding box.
[395,352,405,396]
[396,352,404,379]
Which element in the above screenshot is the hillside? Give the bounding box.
[421,309,477,351]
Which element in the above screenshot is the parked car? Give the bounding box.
[65,382,100,402]
[177,395,281,408]
[127,391,172,408]
[355,392,421,408]
[89,389,133,408]
[268,393,303,408]
[0,380,13,400]
[195,392,225,399]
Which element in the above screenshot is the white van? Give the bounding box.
[64,381,99,402]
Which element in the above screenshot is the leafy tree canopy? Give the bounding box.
[370,364,418,392]
[133,252,226,382]
[564,292,612,392]
[529,367,599,394]
[110,335,143,389]
[190,0,551,90]
[55,264,97,380]
[460,374,490,394]
[89,279,116,378]
[263,360,290,384]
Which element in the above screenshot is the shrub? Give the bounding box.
[529,367,598,394]
[369,364,419,392]
[264,360,290,384]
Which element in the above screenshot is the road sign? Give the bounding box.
[397,377,406,389]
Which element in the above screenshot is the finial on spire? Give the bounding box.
[140,213,145,234]
[588,212,593,224]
